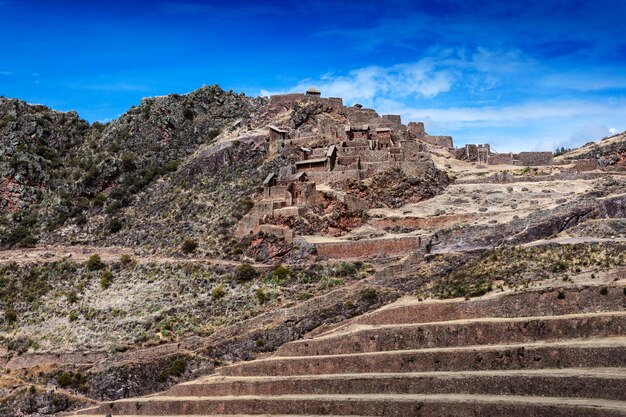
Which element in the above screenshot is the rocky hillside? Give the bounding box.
[0,86,267,250]
[556,131,626,169]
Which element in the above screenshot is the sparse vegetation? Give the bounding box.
[86,254,105,271]
[107,217,123,233]
[211,284,226,299]
[120,254,136,267]
[235,263,257,282]
[99,270,113,289]
[360,288,378,304]
[157,357,187,382]
[181,239,198,254]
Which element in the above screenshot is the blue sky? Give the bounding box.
[1,0,625,152]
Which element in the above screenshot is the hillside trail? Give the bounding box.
[0,245,269,269]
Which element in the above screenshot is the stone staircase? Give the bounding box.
[77,283,626,416]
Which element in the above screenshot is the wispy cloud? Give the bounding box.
[69,82,153,92]
[263,61,455,102]
[396,100,626,126]
[262,47,531,103]
[0,71,13,75]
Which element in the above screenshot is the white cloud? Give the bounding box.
[262,59,456,103]
[398,100,626,127]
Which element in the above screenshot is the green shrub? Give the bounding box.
[235,263,257,282]
[271,265,291,283]
[335,262,361,277]
[120,254,136,267]
[4,226,36,247]
[181,239,198,254]
[57,372,72,388]
[255,337,265,348]
[157,358,187,382]
[66,290,78,304]
[183,107,194,120]
[557,291,565,300]
[255,288,268,304]
[360,288,378,304]
[5,305,17,324]
[552,261,567,273]
[211,284,226,299]
[68,311,78,322]
[99,270,113,289]
[107,217,122,233]
[600,287,608,295]
[86,254,105,271]
[121,154,136,172]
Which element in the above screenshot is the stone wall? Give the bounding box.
[259,224,294,244]
[420,135,454,148]
[305,170,363,183]
[513,152,553,166]
[569,159,599,171]
[314,236,422,259]
[488,153,514,165]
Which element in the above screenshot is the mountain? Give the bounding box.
[0,86,624,416]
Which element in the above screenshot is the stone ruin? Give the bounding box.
[236,89,450,247]
[455,144,554,166]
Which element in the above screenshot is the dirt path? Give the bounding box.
[0,245,269,269]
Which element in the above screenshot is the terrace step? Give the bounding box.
[74,284,626,416]
[312,284,626,334]
[220,337,626,376]
[276,311,626,356]
[167,368,626,401]
[77,394,626,416]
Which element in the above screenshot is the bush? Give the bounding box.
[107,217,122,233]
[255,288,268,304]
[557,291,565,300]
[66,290,78,304]
[552,261,567,273]
[183,107,194,120]
[211,284,226,299]
[600,287,609,295]
[86,254,105,271]
[121,154,136,172]
[5,305,17,324]
[99,270,113,289]
[360,288,378,304]
[271,265,291,283]
[234,263,257,282]
[120,254,136,267]
[157,358,187,382]
[57,372,72,388]
[4,226,36,247]
[181,239,198,254]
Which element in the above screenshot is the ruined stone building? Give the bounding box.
[236,89,449,241]
[456,144,554,166]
